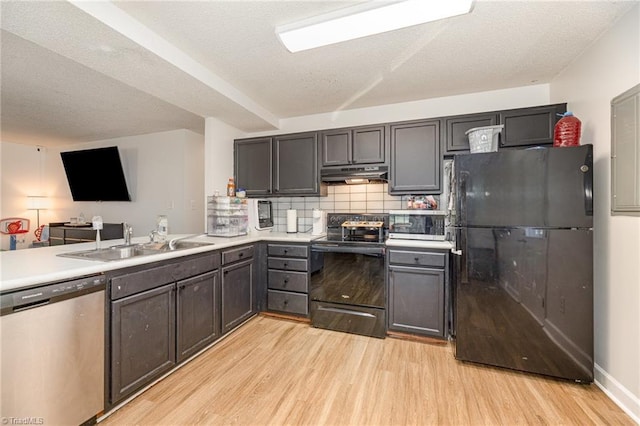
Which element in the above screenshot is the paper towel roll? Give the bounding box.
[287,209,297,233]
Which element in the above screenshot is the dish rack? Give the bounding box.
[206,196,248,237]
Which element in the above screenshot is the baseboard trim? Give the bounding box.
[594,363,640,424]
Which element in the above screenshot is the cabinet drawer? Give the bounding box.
[268,270,308,292]
[111,263,175,300]
[388,250,446,268]
[49,237,64,246]
[267,290,308,315]
[172,253,220,280]
[49,228,65,238]
[222,245,254,264]
[267,257,308,272]
[267,244,308,258]
[65,228,96,240]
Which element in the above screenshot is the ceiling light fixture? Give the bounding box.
[276,0,474,53]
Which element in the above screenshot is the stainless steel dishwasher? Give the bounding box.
[1,274,106,425]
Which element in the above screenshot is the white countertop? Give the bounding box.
[0,231,325,293]
[1,232,455,293]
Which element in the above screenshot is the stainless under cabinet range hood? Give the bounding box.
[320,165,388,184]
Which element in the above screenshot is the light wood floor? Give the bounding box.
[100,315,634,426]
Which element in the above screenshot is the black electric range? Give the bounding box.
[310,213,388,338]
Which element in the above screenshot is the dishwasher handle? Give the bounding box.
[1,274,106,316]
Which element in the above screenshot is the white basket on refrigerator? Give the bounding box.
[465,125,504,153]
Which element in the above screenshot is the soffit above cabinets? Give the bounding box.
[1,1,636,147]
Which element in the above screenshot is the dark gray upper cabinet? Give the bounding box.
[442,103,567,155]
[235,132,322,197]
[389,119,441,194]
[498,103,566,148]
[273,132,319,195]
[321,125,386,166]
[443,112,499,155]
[234,137,272,196]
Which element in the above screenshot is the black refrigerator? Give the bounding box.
[452,144,594,382]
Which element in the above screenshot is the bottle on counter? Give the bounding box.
[227,177,236,197]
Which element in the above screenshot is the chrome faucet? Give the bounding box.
[123,222,133,245]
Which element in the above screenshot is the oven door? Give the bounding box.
[309,244,386,338]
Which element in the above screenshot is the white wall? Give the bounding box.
[1,129,205,250]
[550,4,640,421]
[204,117,241,196]
[0,143,53,249]
[248,84,551,138]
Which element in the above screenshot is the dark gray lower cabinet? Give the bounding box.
[176,271,219,363]
[109,252,221,406]
[110,283,176,404]
[387,248,448,338]
[221,245,255,334]
[266,243,310,316]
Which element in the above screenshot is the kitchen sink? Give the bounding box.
[57,240,214,262]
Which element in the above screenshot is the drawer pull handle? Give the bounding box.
[284,249,288,254]
[283,263,288,268]
[414,257,420,262]
[283,300,288,305]
[239,252,244,257]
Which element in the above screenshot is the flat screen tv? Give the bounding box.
[60,146,131,202]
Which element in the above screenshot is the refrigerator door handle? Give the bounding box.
[582,161,593,216]
[458,171,469,225]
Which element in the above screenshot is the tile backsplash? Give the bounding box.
[267,183,440,233]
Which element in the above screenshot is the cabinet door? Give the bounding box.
[321,129,351,166]
[389,120,441,194]
[176,271,219,363]
[221,259,254,334]
[110,283,176,404]
[234,137,272,196]
[273,132,319,195]
[444,113,499,155]
[499,104,566,148]
[352,125,385,164]
[388,265,445,337]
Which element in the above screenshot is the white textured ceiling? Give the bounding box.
[1,0,637,147]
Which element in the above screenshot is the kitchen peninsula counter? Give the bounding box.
[0,232,324,293]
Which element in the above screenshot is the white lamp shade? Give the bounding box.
[27,196,48,210]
